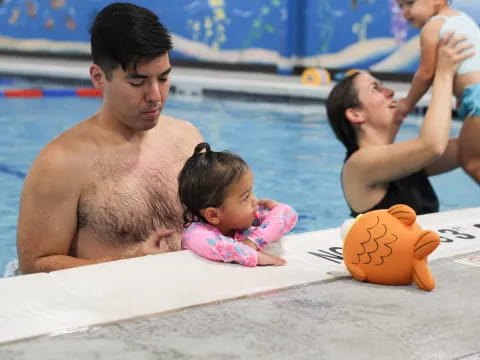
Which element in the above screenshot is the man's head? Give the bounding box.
[90,2,173,79]
[89,3,174,132]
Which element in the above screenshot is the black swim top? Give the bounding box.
[348,169,439,217]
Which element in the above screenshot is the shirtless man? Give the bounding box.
[16,3,203,274]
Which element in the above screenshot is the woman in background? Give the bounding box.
[326,32,473,216]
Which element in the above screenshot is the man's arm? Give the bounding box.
[17,141,85,273]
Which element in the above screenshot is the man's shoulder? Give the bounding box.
[33,121,94,171]
[161,114,198,131]
[159,114,203,142]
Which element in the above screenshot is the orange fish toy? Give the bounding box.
[341,204,440,291]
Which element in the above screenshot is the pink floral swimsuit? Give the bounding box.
[182,203,298,267]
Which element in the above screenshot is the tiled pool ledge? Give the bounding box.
[1,207,479,345]
[0,55,440,110]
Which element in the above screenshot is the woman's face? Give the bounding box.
[353,73,400,130]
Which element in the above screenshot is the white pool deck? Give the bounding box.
[0,56,479,359]
[0,207,479,359]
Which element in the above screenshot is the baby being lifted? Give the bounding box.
[396,0,480,183]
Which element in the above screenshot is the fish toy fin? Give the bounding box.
[412,230,440,291]
[387,204,416,226]
[414,230,440,259]
[413,259,436,291]
[347,264,367,282]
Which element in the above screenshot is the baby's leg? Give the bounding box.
[459,115,480,184]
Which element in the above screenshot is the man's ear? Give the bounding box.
[90,64,106,90]
[201,207,222,225]
[345,107,365,124]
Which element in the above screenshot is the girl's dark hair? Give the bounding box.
[90,2,173,79]
[178,142,248,226]
[326,72,362,156]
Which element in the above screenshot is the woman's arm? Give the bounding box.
[425,137,459,175]
[346,33,473,188]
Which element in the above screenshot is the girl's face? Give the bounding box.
[218,168,258,234]
[396,0,441,28]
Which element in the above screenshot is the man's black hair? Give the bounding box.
[90,2,173,78]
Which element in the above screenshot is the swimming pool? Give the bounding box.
[1,94,478,275]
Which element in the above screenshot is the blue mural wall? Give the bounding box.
[0,0,479,74]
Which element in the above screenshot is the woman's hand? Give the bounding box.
[394,98,411,121]
[436,31,474,75]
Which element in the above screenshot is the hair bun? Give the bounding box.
[193,142,211,156]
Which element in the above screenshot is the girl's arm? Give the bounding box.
[237,202,298,250]
[400,20,443,113]
[183,223,258,267]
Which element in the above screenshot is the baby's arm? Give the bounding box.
[238,202,298,250]
[400,20,444,114]
[183,223,258,267]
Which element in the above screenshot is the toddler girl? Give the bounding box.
[178,142,298,267]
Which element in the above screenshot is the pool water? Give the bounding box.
[1,95,478,275]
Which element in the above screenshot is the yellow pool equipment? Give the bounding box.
[301,68,331,86]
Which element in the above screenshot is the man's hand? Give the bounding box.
[133,229,175,257]
[257,251,286,266]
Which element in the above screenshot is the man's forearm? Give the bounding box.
[21,253,134,274]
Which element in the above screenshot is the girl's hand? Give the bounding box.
[243,239,258,250]
[257,251,287,266]
[257,199,279,209]
[436,31,474,75]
